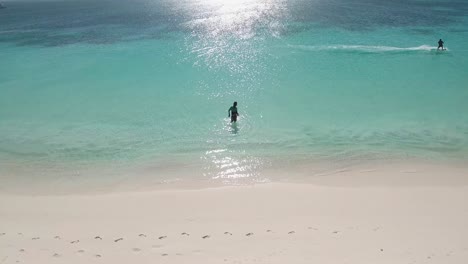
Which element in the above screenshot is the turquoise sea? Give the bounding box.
[1,0,468,191]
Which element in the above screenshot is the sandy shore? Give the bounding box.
[1,168,468,263]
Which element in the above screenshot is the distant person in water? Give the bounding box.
[437,39,444,50]
[228,102,239,123]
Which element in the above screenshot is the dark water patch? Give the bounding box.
[0,26,175,47]
[0,0,184,46]
[289,0,468,31]
[1,0,467,47]
[0,0,179,30]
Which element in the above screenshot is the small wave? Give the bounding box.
[0,29,40,35]
[289,44,447,53]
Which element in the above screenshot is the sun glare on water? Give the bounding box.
[188,0,287,38]
[183,0,288,71]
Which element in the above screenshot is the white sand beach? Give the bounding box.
[1,163,468,264]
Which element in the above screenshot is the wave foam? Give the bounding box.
[289,44,447,53]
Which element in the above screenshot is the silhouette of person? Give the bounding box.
[437,39,444,50]
[228,102,239,123]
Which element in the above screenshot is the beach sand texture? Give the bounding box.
[1,168,468,264]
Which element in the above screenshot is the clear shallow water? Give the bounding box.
[1,0,468,189]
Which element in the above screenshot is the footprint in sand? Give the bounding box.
[70,240,80,244]
[266,230,272,233]
[132,248,141,252]
[77,250,85,254]
[308,227,318,230]
[18,233,23,236]
[181,232,190,236]
[161,253,168,257]
[95,236,102,240]
[54,236,61,240]
[114,238,123,242]
[288,231,295,234]
[202,235,210,239]
[19,249,25,253]
[158,236,167,240]
[246,233,254,237]
[224,232,232,235]
[138,234,146,237]
[32,237,40,240]
[332,231,340,234]
[53,253,61,258]
[0,233,5,236]
[95,254,102,258]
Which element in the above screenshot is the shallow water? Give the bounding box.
[1,0,468,189]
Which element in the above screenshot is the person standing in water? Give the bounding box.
[228,102,239,123]
[437,39,444,50]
